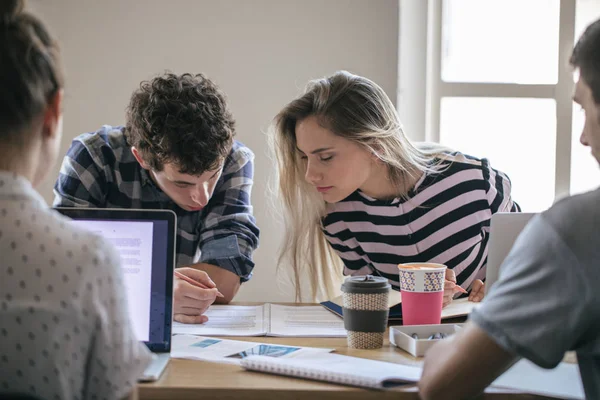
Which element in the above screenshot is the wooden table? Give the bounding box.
[138,306,554,400]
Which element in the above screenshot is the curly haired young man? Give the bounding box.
[54,73,259,324]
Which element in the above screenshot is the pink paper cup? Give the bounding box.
[398,263,446,326]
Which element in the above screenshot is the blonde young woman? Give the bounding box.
[272,71,520,307]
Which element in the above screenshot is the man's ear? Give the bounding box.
[131,147,151,170]
[42,89,64,140]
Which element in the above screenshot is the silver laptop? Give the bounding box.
[486,212,536,293]
[55,208,176,382]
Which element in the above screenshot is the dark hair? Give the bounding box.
[125,72,235,175]
[0,0,64,141]
[571,18,600,104]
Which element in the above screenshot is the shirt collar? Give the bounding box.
[0,170,48,209]
[139,167,153,187]
[138,167,174,204]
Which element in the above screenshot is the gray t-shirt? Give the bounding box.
[0,172,152,399]
[471,187,600,399]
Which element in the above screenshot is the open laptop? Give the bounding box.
[54,208,175,382]
[486,212,536,293]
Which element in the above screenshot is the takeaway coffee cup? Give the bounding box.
[340,275,391,349]
[398,263,447,326]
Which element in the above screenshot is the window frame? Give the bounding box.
[399,0,577,202]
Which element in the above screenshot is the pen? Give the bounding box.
[454,285,468,294]
[174,270,224,298]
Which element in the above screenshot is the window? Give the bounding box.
[442,0,560,84]
[411,0,599,212]
[440,97,557,211]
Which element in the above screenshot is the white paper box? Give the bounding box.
[389,324,462,357]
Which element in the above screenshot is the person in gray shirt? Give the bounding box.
[419,17,600,400]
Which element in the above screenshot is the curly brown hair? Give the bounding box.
[125,72,235,175]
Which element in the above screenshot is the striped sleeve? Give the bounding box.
[482,158,521,213]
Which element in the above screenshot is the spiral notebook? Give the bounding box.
[240,353,422,390]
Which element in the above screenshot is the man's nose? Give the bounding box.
[581,130,589,146]
[191,186,209,206]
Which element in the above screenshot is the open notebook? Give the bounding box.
[172,304,346,337]
[241,353,584,398]
[240,353,421,390]
[240,352,585,399]
[321,291,478,321]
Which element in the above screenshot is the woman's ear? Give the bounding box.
[131,147,151,170]
[369,144,384,163]
[42,89,64,139]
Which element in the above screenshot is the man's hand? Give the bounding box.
[173,267,220,324]
[194,262,241,304]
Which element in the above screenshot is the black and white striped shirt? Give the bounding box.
[322,152,520,290]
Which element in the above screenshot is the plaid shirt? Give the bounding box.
[53,125,259,282]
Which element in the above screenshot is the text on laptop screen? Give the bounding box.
[69,219,169,343]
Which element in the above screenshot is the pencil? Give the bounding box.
[174,270,224,298]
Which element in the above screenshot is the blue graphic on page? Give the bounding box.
[227,344,300,359]
[191,338,221,348]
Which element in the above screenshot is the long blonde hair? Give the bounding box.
[270,71,447,302]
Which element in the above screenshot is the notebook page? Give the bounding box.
[491,359,584,399]
[322,293,477,321]
[441,298,480,319]
[241,353,422,389]
[172,305,267,336]
[268,305,347,337]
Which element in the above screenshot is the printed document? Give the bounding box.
[172,304,346,337]
[171,334,333,365]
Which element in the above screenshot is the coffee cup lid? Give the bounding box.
[341,275,391,292]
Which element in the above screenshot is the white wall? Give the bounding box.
[398,0,427,142]
[29,0,399,302]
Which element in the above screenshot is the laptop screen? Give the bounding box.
[54,208,175,352]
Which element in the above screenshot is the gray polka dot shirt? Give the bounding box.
[0,171,152,399]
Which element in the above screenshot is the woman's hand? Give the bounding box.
[468,279,485,302]
[443,268,469,308]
